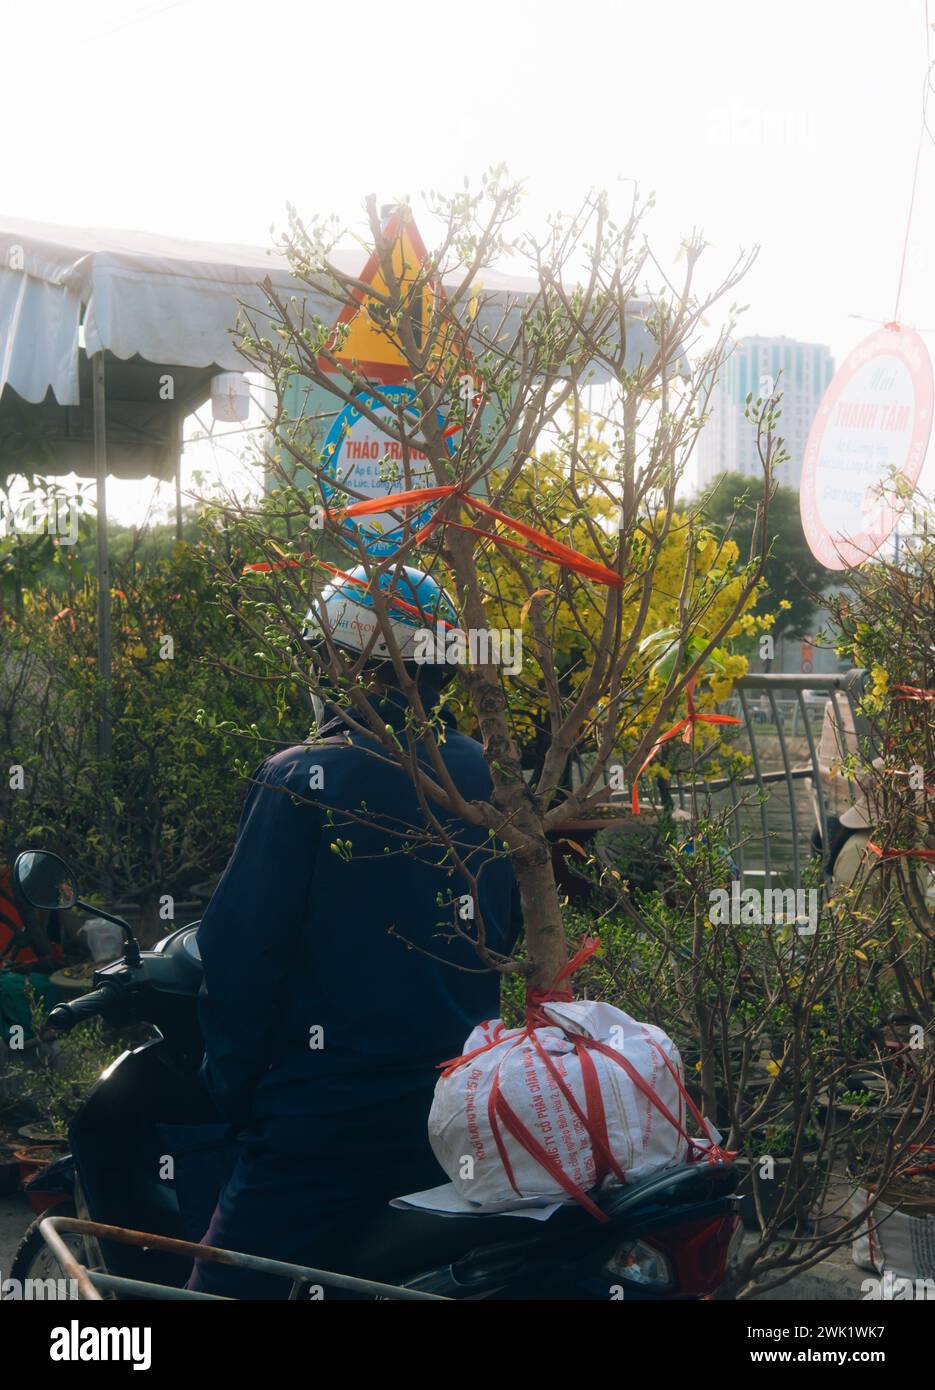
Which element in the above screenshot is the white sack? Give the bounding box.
[851,1186,935,1283]
[429,1001,693,1210]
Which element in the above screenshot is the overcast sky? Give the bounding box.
[4,0,935,517]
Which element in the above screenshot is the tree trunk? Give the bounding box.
[442,527,568,989]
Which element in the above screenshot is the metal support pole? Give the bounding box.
[92,352,112,761]
[175,408,184,540]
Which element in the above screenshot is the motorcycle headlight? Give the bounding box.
[603,1238,675,1292]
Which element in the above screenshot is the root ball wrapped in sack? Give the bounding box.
[430,951,724,1219]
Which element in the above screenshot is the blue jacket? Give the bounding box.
[197,698,519,1144]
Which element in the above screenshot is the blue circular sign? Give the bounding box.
[320,386,451,558]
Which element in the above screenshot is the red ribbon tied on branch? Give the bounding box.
[52,607,76,631]
[867,841,935,863]
[242,485,624,589]
[630,677,741,815]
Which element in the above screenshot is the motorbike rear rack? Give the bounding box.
[38,1213,449,1301]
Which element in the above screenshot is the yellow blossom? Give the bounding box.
[870,664,889,702]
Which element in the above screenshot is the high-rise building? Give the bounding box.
[696,336,834,491]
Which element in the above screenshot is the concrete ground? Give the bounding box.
[0,1191,870,1299]
[1,1193,31,1274]
[742,1234,868,1300]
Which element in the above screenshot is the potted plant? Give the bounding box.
[6,990,118,1212]
[732,1121,826,1232]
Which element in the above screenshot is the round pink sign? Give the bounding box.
[799,325,933,570]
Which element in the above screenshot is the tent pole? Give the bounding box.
[175,410,183,540]
[93,351,112,761]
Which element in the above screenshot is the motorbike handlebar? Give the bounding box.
[47,985,119,1032]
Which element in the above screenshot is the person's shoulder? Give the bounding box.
[440,727,493,783]
[443,727,484,757]
[255,740,351,792]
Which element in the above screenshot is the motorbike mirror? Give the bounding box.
[13,850,79,912]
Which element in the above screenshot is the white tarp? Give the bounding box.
[0,216,344,405]
[0,214,683,412]
[0,217,551,408]
[0,261,81,404]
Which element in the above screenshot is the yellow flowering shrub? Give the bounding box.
[468,447,773,779]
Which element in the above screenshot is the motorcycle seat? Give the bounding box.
[331,1161,735,1289]
[332,1200,589,1287]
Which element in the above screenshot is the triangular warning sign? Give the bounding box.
[318,208,471,385]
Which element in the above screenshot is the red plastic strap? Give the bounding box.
[441,937,602,1076]
[336,485,457,519]
[444,493,623,588]
[902,1143,935,1177]
[441,936,621,1218]
[893,685,935,701]
[574,1041,629,1186]
[587,1038,705,1160]
[313,558,462,629]
[644,1038,734,1164]
[867,840,935,863]
[243,551,462,632]
[866,1204,880,1268]
[480,1023,725,1223]
[240,489,458,574]
[487,1063,523,1196]
[438,1021,509,1079]
[867,1145,935,1192]
[630,677,741,815]
[487,1060,609,1223]
[526,1027,629,1188]
[438,933,731,1220]
[392,484,624,586]
[52,606,76,631]
[552,935,603,989]
[243,485,624,589]
[527,935,602,1015]
[424,513,622,583]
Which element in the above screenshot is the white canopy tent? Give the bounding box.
[0,215,554,408]
[0,213,686,757]
[0,216,356,758]
[0,213,681,408]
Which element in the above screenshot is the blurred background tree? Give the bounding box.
[697,471,833,649]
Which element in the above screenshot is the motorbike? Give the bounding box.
[8,848,744,1300]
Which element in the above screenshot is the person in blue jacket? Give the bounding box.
[187,565,519,1297]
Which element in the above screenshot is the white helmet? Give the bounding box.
[302,564,462,672]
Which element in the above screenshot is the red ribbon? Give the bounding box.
[243,549,461,629]
[867,840,935,863]
[881,766,935,796]
[438,937,731,1223]
[316,557,463,630]
[52,607,76,631]
[893,686,935,702]
[243,485,624,589]
[524,935,604,1018]
[412,488,624,588]
[630,678,741,815]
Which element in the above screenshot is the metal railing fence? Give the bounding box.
[666,668,869,890]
